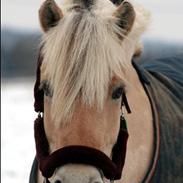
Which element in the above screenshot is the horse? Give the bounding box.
[29,0,183,183]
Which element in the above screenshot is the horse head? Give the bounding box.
[35,0,151,182]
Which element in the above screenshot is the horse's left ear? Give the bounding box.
[113,2,135,35]
[39,0,63,32]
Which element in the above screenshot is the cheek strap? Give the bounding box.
[34,48,44,113]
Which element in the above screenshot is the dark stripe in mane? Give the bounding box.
[74,0,94,9]
[111,0,124,6]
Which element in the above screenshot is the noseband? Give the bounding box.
[33,50,131,182]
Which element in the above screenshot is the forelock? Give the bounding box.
[40,0,150,126]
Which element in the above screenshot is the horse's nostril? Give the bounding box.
[54,180,62,183]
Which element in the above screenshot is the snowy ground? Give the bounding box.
[1,79,36,183]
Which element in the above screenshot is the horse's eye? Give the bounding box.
[112,86,123,99]
[41,81,53,97]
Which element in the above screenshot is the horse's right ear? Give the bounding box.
[39,0,63,32]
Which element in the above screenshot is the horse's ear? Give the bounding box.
[113,2,135,35]
[39,0,63,32]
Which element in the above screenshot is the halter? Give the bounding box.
[33,49,131,182]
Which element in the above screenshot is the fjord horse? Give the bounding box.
[30,0,183,183]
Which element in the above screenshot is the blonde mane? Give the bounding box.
[41,0,150,125]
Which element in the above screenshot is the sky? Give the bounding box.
[1,0,183,41]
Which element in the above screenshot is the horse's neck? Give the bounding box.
[118,66,154,183]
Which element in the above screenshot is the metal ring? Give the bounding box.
[38,111,43,118]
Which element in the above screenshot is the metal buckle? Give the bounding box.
[38,111,43,118]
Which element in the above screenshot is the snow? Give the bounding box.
[1,79,36,183]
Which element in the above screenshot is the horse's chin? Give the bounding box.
[49,164,104,183]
